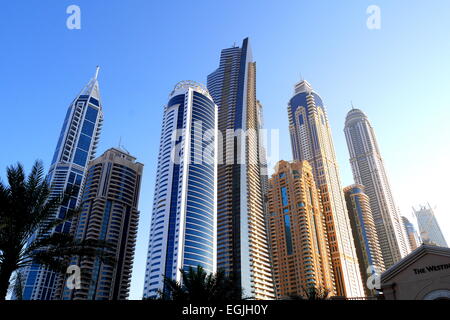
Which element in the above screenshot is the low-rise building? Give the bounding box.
[381,245,450,300]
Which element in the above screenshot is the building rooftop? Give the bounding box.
[345,108,368,126]
[293,79,313,95]
[381,244,450,283]
[169,80,212,100]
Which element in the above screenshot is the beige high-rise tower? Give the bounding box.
[58,148,143,300]
[344,184,385,297]
[288,80,364,297]
[268,160,335,299]
[344,108,410,268]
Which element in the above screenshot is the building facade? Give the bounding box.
[343,185,385,297]
[267,160,335,299]
[381,245,450,300]
[143,81,218,299]
[56,148,143,300]
[402,216,421,251]
[206,38,275,299]
[22,68,103,300]
[413,205,448,248]
[344,108,410,268]
[288,80,364,297]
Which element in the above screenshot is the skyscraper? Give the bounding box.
[268,160,335,299]
[413,204,448,248]
[56,148,143,300]
[207,38,275,299]
[401,216,421,251]
[22,68,103,300]
[343,185,385,297]
[288,80,364,297]
[143,81,218,299]
[344,108,410,268]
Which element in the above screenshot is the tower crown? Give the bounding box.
[345,108,368,126]
[294,80,313,95]
[170,80,212,99]
[78,66,102,103]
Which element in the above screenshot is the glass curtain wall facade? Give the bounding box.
[22,69,103,300]
[143,81,218,299]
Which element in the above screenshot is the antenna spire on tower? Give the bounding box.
[95,66,100,80]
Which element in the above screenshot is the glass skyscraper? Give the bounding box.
[22,68,103,300]
[288,80,364,297]
[413,204,448,248]
[344,108,410,268]
[143,81,218,299]
[207,38,275,300]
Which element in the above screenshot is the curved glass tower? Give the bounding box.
[288,80,364,297]
[344,108,410,268]
[143,81,218,299]
[22,68,103,300]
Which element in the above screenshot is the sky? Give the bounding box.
[1,0,450,299]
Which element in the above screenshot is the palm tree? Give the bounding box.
[0,160,114,300]
[288,285,330,300]
[158,266,242,301]
[8,270,24,300]
[302,285,330,300]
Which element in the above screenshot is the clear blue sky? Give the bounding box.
[1,0,450,299]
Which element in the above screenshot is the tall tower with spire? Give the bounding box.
[344,108,410,268]
[288,80,364,298]
[21,68,104,300]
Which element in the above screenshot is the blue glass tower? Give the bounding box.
[143,81,218,299]
[22,68,103,300]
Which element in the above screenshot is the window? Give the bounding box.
[281,187,288,207]
[284,215,293,255]
[81,120,95,137]
[74,148,88,166]
[77,133,91,151]
[89,97,99,107]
